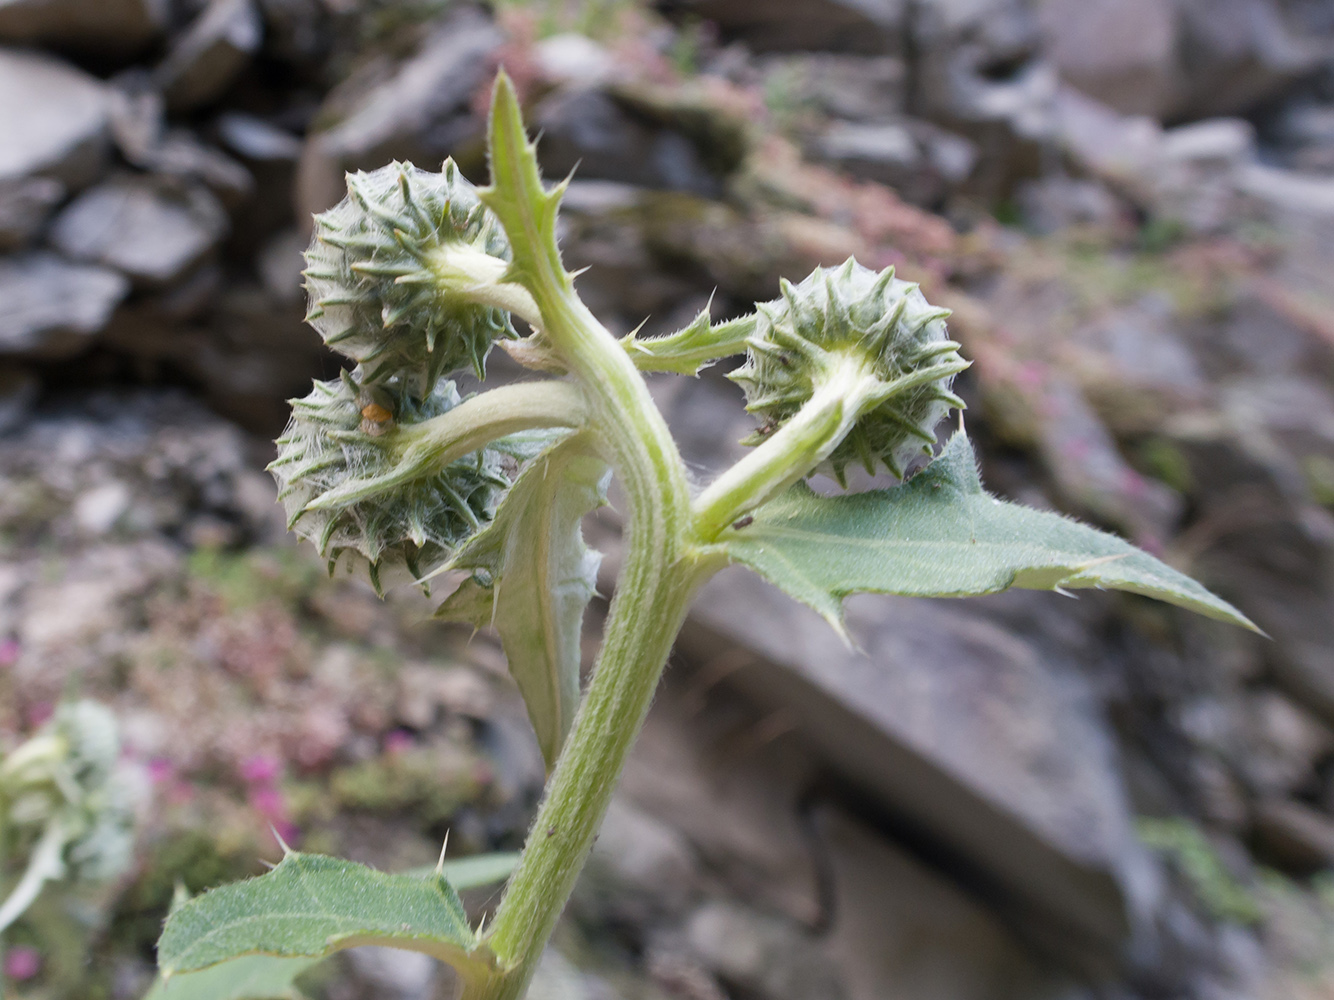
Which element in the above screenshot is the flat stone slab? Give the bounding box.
[0,48,110,187]
[50,174,227,286]
[678,574,1153,961]
[0,252,129,358]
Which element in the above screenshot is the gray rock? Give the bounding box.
[1036,376,1183,542]
[915,0,1039,60]
[760,53,907,122]
[582,798,699,920]
[0,252,129,358]
[216,111,303,162]
[108,76,253,205]
[1072,295,1209,426]
[50,174,228,286]
[535,88,720,197]
[215,112,301,252]
[345,946,438,1000]
[1161,118,1256,166]
[1237,163,1334,221]
[818,808,1077,1000]
[527,949,594,1000]
[1016,175,1125,233]
[1278,102,1334,174]
[1038,0,1180,118]
[0,365,36,433]
[155,0,263,112]
[254,0,329,68]
[534,32,615,88]
[295,9,502,217]
[820,120,918,170]
[813,118,976,206]
[0,49,111,189]
[686,901,847,1000]
[616,650,825,925]
[1151,119,1258,233]
[677,569,1159,966]
[1051,85,1163,197]
[0,0,168,55]
[666,0,905,55]
[1175,0,1324,119]
[1253,799,1334,872]
[763,51,907,123]
[0,175,63,250]
[256,228,306,305]
[1236,692,1334,798]
[73,480,132,536]
[910,0,1052,198]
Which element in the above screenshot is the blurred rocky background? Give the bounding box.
[3,0,1334,998]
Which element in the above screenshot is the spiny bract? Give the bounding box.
[303,160,516,384]
[269,368,513,592]
[730,258,968,482]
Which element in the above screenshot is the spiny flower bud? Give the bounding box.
[303,160,516,384]
[730,258,968,482]
[269,367,512,592]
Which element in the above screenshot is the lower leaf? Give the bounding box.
[150,852,519,999]
[156,852,489,980]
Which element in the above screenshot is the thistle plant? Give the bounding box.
[1,702,137,984]
[156,73,1256,1000]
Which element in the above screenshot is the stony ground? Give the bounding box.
[3,1,1334,999]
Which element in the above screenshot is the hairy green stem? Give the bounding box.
[693,353,880,541]
[475,74,700,999]
[303,381,587,513]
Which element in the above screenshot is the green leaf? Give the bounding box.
[720,431,1257,634]
[146,852,518,1000]
[479,71,570,300]
[436,433,610,769]
[156,852,489,979]
[145,956,320,1000]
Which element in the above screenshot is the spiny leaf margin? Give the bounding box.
[149,852,521,999]
[479,71,570,303]
[156,852,489,979]
[718,430,1257,635]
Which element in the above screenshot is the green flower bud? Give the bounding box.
[729,258,969,482]
[270,367,513,591]
[303,160,517,383]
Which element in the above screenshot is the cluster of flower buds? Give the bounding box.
[730,259,968,482]
[274,161,527,585]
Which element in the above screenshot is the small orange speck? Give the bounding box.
[361,402,392,423]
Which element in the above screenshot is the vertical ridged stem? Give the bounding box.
[476,184,698,998]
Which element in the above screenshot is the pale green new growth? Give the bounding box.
[165,68,1257,1000]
